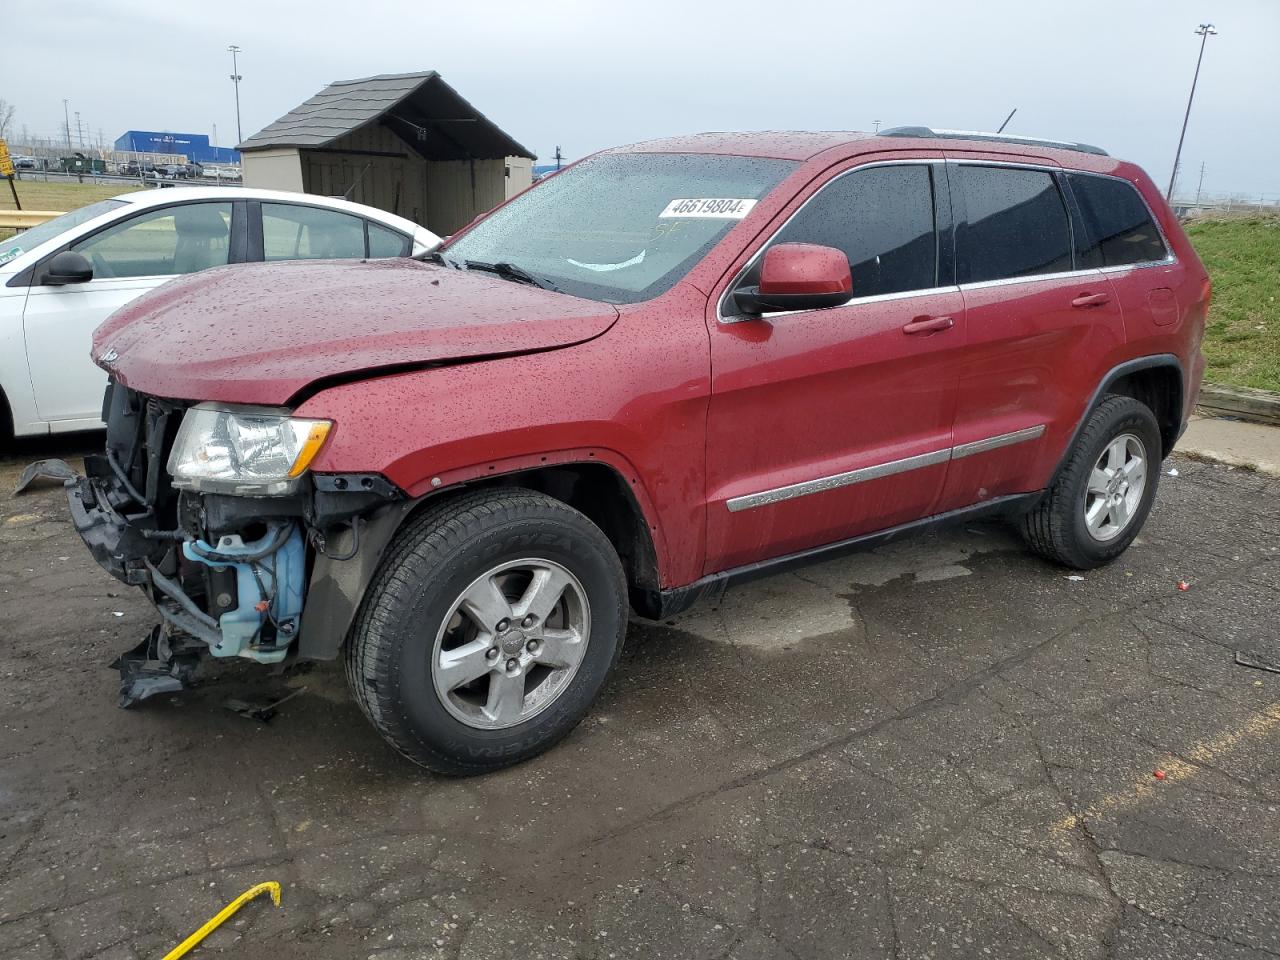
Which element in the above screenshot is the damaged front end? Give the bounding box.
[68,382,404,706]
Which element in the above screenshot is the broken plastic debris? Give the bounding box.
[223,686,307,723]
[1167,467,1179,476]
[13,458,81,495]
[1065,575,1085,582]
[1153,769,1167,780]
[1177,581,1191,591]
[112,611,124,617]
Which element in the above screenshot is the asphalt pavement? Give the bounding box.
[1,433,1277,960]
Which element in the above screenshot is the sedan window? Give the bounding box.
[1,199,126,261]
[72,203,232,278]
[263,204,365,260]
[368,221,411,258]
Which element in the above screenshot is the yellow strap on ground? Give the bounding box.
[161,881,282,960]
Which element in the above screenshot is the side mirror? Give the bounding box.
[733,243,853,315]
[42,250,94,286]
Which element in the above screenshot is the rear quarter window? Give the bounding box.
[368,221,411,258]
[1067,173,1169,267]
[955,166,1073,284]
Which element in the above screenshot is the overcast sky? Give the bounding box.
[5,0,1278,199]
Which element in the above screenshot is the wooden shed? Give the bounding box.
[238,71,535,235]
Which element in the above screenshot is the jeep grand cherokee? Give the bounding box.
[67,127,1208,774]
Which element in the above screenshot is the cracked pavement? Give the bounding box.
[1,435,1278,960]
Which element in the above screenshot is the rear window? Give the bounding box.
[955,166,1073,284]
[1067,173,1169,267]
[263,203,365,261]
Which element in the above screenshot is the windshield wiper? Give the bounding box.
[461,259,561,293]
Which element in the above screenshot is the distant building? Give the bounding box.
[113,131,240,164]
[237,71,534,235]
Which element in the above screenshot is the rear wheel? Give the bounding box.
[1019,395,1161,569]
[346,488,627,775]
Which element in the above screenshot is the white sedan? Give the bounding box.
[0,187,439,439]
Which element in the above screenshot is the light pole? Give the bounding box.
[1167,23,1217,201]
[63,99,71,150]
[228,45,243,145]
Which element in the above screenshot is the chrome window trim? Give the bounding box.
[947,159,1178,276]
[1061,168,1176,269]
[726,424,1047,512]
[753,283,961,320]
[958,269,1092,292]
[951,424,1046,459]
[716,158,947,325]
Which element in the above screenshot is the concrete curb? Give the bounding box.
[1175,415,1280,478]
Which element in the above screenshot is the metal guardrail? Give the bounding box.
[12,170,243,188]
[0,210,65,230]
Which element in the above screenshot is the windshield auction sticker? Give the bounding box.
[0,246,22,267]
[658,198,757,219]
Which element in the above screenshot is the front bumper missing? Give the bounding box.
[67,452,407,705]
[67,470,304,710]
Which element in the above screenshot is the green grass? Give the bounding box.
[1186,216,1280,394]
[0,179,144,241]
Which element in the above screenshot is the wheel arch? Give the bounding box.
[1049,355,1184,490]
[298,459,668,661]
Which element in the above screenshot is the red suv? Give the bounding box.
[68,127,1209,773]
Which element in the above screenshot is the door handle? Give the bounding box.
[1071,292,1111,308]
[902,315,954,335]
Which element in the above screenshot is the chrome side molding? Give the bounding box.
[726,424,1047,513]
[951,424,1046,460]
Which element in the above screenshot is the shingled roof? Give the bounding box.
[238,71,534,161]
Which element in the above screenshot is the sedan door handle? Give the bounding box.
[902,315,954,335]
[1072,292,1112,308]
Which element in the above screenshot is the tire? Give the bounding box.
[346,488,628,775]
[1019,395,1162,569]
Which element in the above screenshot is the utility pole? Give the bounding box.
[553,145,563,171]
[75,111,83,148]
[228,45,244,145]
[1167,23,1217,200]
[63,99,71,150]
[1195,162,1206,205]
[873,120,881,133]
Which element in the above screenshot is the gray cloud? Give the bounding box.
[5,0,1278,198]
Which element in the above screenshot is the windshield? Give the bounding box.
[440,153,798,303]
[0,199,128,267]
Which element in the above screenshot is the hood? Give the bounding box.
[93,259,619,405]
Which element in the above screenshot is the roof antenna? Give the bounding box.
[996,108,1017,133]
[343,162,373,201]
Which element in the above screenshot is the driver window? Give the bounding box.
[754,165,938,301]
[71,203,232,279]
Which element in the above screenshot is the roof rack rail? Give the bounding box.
[879,126,1109,157]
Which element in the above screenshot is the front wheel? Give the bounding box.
[346,488,628,775]
[1019,395,1162,569]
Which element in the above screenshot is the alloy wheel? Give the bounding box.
[431,558,591,729]
[1084,433,1147,542]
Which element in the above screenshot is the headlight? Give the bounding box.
[168,404,332,495]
